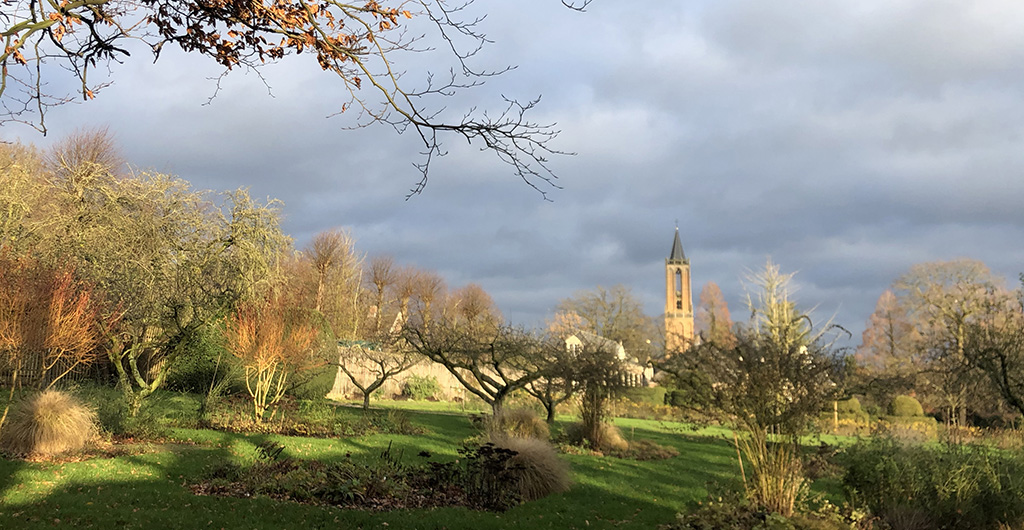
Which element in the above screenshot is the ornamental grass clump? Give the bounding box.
[487,407,549,441]
[490,436,571,501]
[0,390,98,458]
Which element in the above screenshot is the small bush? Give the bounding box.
[490,437,571,501]
[289,363,337,401]
[403,375,441,401]
[0,390,98,458]
[487,408,549,440]
[836,397,862,415]
[889,395,924,417]
[562,421,628,453]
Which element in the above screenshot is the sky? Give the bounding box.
[6,0,1024,348]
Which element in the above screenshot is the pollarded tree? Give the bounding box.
[300,228,363,339]
[522,313,586,424]
[0,1,579,195]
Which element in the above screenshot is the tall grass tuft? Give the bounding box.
[487,408,550,440]
[563,421,628,452]
[734,430,805,517]
[491,436,571,501]
[0,390,98,458]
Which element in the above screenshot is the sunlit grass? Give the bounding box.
[0,391,848,529]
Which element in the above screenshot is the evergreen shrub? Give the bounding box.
[403,375,441,400]
[889,395,924,417]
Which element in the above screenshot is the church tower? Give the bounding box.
[664,228,694,353]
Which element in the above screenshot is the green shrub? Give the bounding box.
[490,437,570,501]
[0,390,98,458]
[842,437,1024,529]
[487,408,549,441]
[403,375,441,401]
[289,363,337,401]
[621,387,667,406]
[665,490,860,530]
[889,395,924,417]
[80,388,171,439]
[165,324,234,394]
[836,397,862,415]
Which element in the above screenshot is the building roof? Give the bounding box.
[669,228,686,262]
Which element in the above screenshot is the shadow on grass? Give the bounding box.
[0,408,755,530]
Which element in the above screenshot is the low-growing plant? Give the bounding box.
[0,390,98,458]
[842,437,1024,529]
[665,489,861,530]
[873,416,938,443]
[403,375,441,401]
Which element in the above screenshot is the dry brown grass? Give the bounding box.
[0,390,98,458]
[491,436,571,501]
[563,421,628,453]
[487,408,550,440]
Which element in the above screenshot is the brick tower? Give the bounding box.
[664,228,694,353]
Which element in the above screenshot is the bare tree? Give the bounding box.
[892,259,1007,427]
[556,285,657,363]
[335,340,419,411]
[0,1,576,195]
[403,285,537,413]
[963,281,1024,418]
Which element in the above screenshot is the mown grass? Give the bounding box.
[0,389,841,529]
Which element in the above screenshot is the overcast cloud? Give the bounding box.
[8,0,1024,347]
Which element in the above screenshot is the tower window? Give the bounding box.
[676,300,682,310]
[674,269,682,293]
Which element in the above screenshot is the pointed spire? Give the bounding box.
[669,227,686,262]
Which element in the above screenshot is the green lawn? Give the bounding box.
[0,392,842,530]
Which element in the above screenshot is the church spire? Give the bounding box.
[668,227,686,262]
[664,227,693,353]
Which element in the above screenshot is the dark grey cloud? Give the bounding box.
[8,0,1024,347]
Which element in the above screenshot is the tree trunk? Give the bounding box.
[363,392,371,411]
[545,403,556,425]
